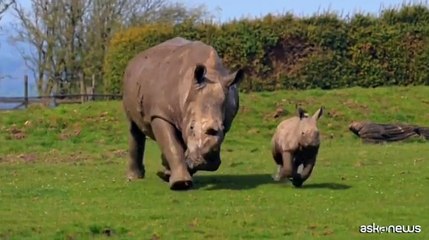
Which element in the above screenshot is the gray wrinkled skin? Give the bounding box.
[271,106,324,187]
[122,37,244,190]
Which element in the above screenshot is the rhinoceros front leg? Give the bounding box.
[127,121,146,180]
[151,118,192,190]
[292,156,316,187]
[157,153,197,183]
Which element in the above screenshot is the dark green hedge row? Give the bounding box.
[103,4,429,94]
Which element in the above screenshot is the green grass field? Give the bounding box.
[1,86,428,239]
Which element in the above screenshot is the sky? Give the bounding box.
[0,0,423,97]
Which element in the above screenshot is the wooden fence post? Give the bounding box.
[91,74,96,101]
[52,81,58,107]
[80,72,85,104]
[24,75,28,108]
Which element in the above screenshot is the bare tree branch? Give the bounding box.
[9,0,210,96]
[0,0,16,80]
[0,0,15,21]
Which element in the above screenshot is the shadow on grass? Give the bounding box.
[193,173,273,190]
[300,182,352,190]
[193,174,352,191]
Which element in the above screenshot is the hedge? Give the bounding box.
[103,4,429,94]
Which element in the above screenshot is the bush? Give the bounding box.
[103,4,429,94]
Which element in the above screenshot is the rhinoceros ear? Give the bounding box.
[312,106,324,120]
[194,64,207,85]
[225,68,244,87]
[298,107,306,119]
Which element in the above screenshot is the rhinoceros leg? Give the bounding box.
[292,156,316,187]
[151,118,192,190]
[271,148,283,181]
[127,121,146,180]
[273,151,295,182]
[281,151,294,180]
[156,154,171,182]
[157,153,197,183]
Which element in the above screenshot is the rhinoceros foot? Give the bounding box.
[169,168,193,191]
[291,177,304,188]
[127,169,145,181]
[272,173,282,182]
[156,167,197,183]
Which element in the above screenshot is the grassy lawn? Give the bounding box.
[0,86,428,239]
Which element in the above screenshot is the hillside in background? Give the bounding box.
[1,86,428,155]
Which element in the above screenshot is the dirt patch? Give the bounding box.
[247,128,260,135]
[19,153,37,162]
[101,228,113,237]
[112,149,127,158]
[1,150,92,164]
[188,218,199,229]
[84,111,119,124]
[343,99,370,115]
[326,109,345,120]
[239,106,251,114]
[307,224,318,230]
[354,160,365,168]
[321,132,338,140]
[5,125,26,140]
[151,234,161,240]
[1,153,37,163]
[322,229,334,236]
[59,126,82,140]
[282,99,318,109]
[66,152,87,163]
[264,106,289,121]
[272,107,288,119]
[98,150,128,161]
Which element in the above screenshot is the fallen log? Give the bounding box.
[415,127,429,140]
[349,121,427,143]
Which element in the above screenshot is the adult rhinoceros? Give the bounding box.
[122,37,244,190]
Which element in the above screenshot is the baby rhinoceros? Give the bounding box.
[271,106,324,187]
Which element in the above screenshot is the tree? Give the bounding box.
[0,0,14,22]
[0,0,15,81]
[127,1,212,25]
[10,0,211,96]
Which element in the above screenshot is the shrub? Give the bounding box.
[103,4,429,93]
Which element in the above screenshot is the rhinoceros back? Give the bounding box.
[122,37,226,136]
[273,117,301,151]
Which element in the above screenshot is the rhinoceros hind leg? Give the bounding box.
[156,169,171,182]
[272,151,294,182]
[272,148,284,181]
[127,121,146,181]
[272,165,283,181]
[151,118,192,190]
[156,153,171,182]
